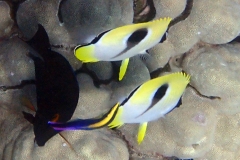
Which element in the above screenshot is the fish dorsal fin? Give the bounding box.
[91,29,111,44]
[150,17,172,25]
[168,72,191,84]
[129,72,190,105]
[26,24,50,53]
[120,85,141,106]
[100,17,171,45]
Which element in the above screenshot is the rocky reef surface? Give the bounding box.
[1,0,240,159]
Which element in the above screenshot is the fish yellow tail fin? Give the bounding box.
[20,96,36,112]
[74,44,99,63]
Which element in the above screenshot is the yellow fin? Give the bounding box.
[171,72,191,83]
[74,44,99,63]
[137,122,148,144]
[151,17,172,24]
[119,58,129,81]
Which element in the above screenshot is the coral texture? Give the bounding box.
[0,1,14,39]
[1,0,240,159]
[150,0,240,68]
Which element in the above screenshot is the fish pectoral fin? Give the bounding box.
[137,122,148,144]
[139,50,148,54]
[119,58,130,81]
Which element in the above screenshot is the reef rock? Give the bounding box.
[150,0,240,68]
[0,1,14,39]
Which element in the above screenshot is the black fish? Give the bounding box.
[22,24,79,146]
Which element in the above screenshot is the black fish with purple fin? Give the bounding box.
[22,24,79,146]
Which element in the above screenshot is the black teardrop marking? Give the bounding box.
[153,83,168,100]
[111,28,148,59]
[136,83,169,117]
[128,28,148,43]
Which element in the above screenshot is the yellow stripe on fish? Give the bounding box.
[74,17,172,80]
[88,103,120,128]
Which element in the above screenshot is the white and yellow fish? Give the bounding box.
[49,72,190,144]
[74,17,172,80]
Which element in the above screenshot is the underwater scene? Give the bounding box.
[0,0,240,159]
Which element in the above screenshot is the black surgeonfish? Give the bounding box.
[22,24,79,146]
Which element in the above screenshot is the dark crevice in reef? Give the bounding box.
[58,0,67,23]
[133,0,156,23]
[0,80,35,91]
[74,63,120,88]
[5,0,26,23]
[149,59,172,79]
[3,0,27,40]
[113,129,165,159]
[169,0,193,28]
[1,61,121,91]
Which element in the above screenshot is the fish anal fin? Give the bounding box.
[22,111,35,124]
[20,96,36,112]
[119,58,130,81]
[137,122,148,144]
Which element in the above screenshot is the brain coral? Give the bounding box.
[117,43,240,159]
[150,0,240,68]
[0,75,129,160]
[0,1,14,39]
[16,0,133,45]
[1,0,240,159]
